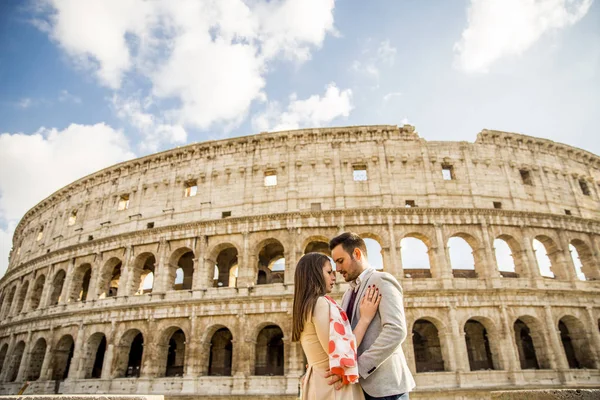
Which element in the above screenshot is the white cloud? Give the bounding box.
[377,39,396,66]
[17,98,34,109]
[383,92,402,102]
[58,90,82,104]
[112,95,187,152]
[252,82,352,132]
[0,123,135,276]
[351,39,397,80]
[39,0,337,131]
[454,0,593,73]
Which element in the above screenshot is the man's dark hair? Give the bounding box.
[329,232,368,259]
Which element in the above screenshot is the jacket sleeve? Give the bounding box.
[357,273,407,379]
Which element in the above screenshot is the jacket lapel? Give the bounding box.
[351,269,375,324]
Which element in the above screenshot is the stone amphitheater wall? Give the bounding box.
[0,125,598,398]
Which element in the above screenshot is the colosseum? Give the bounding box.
[0,124,598,399]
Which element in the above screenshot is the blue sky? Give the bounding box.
[1,0,599,276]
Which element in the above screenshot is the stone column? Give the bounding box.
[59,258,76,305]
[499,306,520,373]
[448,306,469,372]
[40,265,56,308]
[40,337,54,381]
[118,246,133,296]
[15,331,33,381]
[192,235,207,290]
[70,323,86,379]
[404,333,416,376]
[557,230,578,282]
[387,220,401,279]
[520,230,541,279]
[153,239,169,293]
[86,257,101,301]
[433,224,453,280]
[237,232,256,288]
[185,315,199,377]
[284,228,300,286]
[376,137,393,207]
[331,141,346,209]
[480,222,501,278]
[543,306,568,370]
[584,306,600,369]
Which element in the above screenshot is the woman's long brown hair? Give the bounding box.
[292,252,329,342]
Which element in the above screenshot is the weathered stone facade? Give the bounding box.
[0,125,599,399]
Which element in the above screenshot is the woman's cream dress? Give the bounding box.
[300,296,365,400]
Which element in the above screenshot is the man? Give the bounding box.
[328,232,415,400]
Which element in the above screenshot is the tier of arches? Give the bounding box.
[1,227,599,321]
[0,309,598,385]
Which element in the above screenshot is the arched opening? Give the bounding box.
[82,333,106,379]
[464,320,495,370]
[113,329,144,378]
[26,338,47,381]
[514,319,539,369]
[15,281,29,314]
[412,319,445,372]
[214,246,238,288]
[29,275,45,310]
[533,236,563,279]
[69,263,92,302]
[2,286,16,317]
[171,250,194,290]
[51,335,75,381]
[209,328,233,376]
[448,236,478,278]
[559,317,595,369]
[49,270,66,306]
[98,258,122,299]
[364,237,384,270]
[304,240,331,256]
[255,325,284,376]
[494,238,517,278]
[401,235,432,279]
[162,328,186,377]
[0,343,8,377]
[6,341,25,382]
[131,253,155,295]
[569,240,598,280]
[257,240,285,285]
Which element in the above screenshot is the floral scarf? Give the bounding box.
[323,295,359,384]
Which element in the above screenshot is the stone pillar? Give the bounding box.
[520,230,541,279]
[86,257,101,301]
[433,224,453,280]
[543,306,568,370]
[440,331,457,371]
[153,239,169,293]
[100,344,115,379]
[499,306,520,373]
[284,228,300,286]
[185,315,199,377]
[118,246,134,296]
[192,235,207,290]
[557,230,578,282]
[404,333,416,376]
[70,323,86,379]
[584,306,600,369]
[15,331,33,381]
[237,232,256,288]
[387,220,401,279]
[40,265,56,308]
[448,306,469,373]
[480,222,501,278]
[40,337,54,381]
[59,259,76,305]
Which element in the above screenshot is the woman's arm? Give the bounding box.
[353,286,381,346]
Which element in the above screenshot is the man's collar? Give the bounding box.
[349,267,373,291]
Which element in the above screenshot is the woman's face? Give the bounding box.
[322,260,336,293]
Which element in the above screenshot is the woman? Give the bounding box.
[292,252,381,399]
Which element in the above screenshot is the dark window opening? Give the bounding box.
[493,202,502,209]
[520,170,533,185]
[222,211,231,218]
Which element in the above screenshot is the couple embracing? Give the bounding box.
[292,232,416,400]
